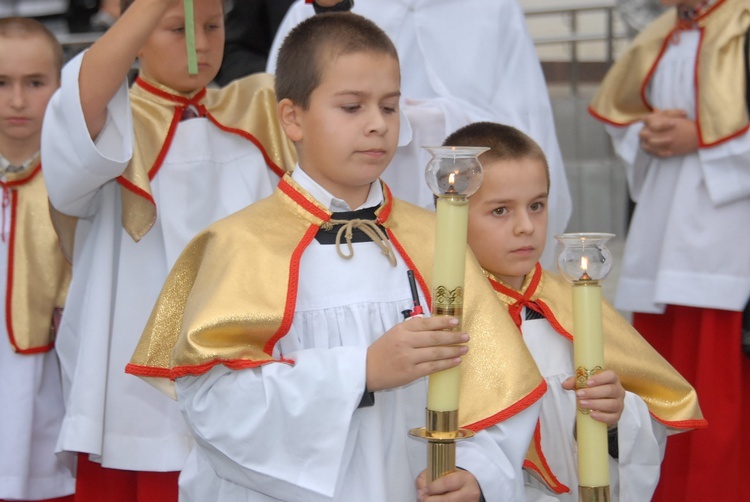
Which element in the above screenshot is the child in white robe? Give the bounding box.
[0,17,74,502]
[450,121,706,501]
[38,0,320,498]
[128,13,548,502]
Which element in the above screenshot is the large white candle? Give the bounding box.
[572,278,610,489]
[427,194,468,412]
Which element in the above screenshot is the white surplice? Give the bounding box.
[607,30,750,314]
[40,52,281,471]
[174,167,540,502]
[267,0,572,268]
[520,312,667,502]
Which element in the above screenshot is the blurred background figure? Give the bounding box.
[214,0,295,86]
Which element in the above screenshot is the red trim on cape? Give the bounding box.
[523,420,571,494]
[134,77,207,106]
[264,223,319,355]
[206,114,285,179]
[650,413,708,430]
[464,379,548,432]
[278,177,331,221]
[487,264,574,342]
[125,363,173,379]
[171,356,296,379]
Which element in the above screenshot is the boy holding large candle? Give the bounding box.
[127,13,547,501]
[451,121,706,501]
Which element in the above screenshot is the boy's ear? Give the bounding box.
[278,98,303,142]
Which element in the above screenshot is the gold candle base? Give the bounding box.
[579,485,610,502]
[409,410,475,482]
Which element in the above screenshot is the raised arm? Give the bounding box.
[79,0,177,138]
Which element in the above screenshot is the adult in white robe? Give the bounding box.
[267,0,572,267]
[40,52,283,473]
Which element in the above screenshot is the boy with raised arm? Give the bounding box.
[40,0,310,498]
[450,121,705,501]
[128,13,546,502]
[0,17,74,502]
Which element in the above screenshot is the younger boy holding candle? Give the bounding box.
[450,121,706,501]
[0,17,74,502]
[127,13,547,501]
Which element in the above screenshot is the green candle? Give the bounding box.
[184,0,197,75]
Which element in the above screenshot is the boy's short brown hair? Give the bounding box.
[0,17,63,76]
[275,12,399,109]
[444,122,550,192]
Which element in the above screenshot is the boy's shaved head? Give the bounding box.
[0,17,63,76]
[275,12,399,109]
[444,122,550,192]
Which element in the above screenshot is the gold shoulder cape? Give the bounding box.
[2,161,71,353]
[128,174,546,430]
[589,0,750,147]
[51,73,297,260]
[489,263,706,493]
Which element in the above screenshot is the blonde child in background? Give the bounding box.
[0,17,73,502]
[449,121,706,501]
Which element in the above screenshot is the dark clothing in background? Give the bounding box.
[215,0,295,87]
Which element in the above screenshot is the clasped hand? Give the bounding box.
[638,108,698,158]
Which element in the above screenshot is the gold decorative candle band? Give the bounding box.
[575,366,604,415]
[579,485,610,502]
[433,304,463,318]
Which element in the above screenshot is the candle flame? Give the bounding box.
[580,256,588,270]
[448,172,456,185]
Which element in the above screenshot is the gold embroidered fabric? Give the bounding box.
[3,162,71,352]
[589,0,750,146]
[489,267,705,427]
[129,175,545,429]
[51,73,297,260]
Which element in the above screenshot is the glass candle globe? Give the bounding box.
[424,146,488,197]
[555,233,615,283]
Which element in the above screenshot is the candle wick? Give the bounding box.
[579,271,592,281]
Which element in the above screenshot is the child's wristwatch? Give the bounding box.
[308,0,354,13]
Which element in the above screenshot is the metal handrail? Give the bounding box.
[524,1,628,94]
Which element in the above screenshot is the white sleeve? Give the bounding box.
[175,346,367,502]
[698,129,750,206]
[614,391,667,502]
[456,400,542,501]
[41,51,134,219]
[606,122,652,202]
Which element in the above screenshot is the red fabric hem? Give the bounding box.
[464,379,548,432]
